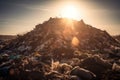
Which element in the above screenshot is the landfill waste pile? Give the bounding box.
[0,17,120,80]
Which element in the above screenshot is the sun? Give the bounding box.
[61,5,79,19]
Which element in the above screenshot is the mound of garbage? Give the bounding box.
[0,17,120,80]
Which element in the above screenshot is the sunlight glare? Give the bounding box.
[61,5,79,19]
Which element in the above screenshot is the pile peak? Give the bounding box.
[1,17,120,56]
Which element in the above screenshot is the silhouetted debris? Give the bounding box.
[70,66,96,80]
[80,55,112,80]
[102,70,120,80]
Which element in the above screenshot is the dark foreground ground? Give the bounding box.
[0,51,120,80]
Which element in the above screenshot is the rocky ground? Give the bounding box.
[0,17,120,80]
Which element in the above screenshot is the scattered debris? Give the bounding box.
[0,17,120,80]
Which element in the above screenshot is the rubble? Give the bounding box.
[79,55,113,79]
[0,17,120,80]
[70,66,96,80]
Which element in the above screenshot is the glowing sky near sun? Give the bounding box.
[0,0,120,35]
[60,5,79,19]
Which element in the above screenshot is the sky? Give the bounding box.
[0,0,120,35]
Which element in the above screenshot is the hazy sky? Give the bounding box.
[0,0,120,35]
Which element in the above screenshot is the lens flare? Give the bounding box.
[72,37,79,46]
